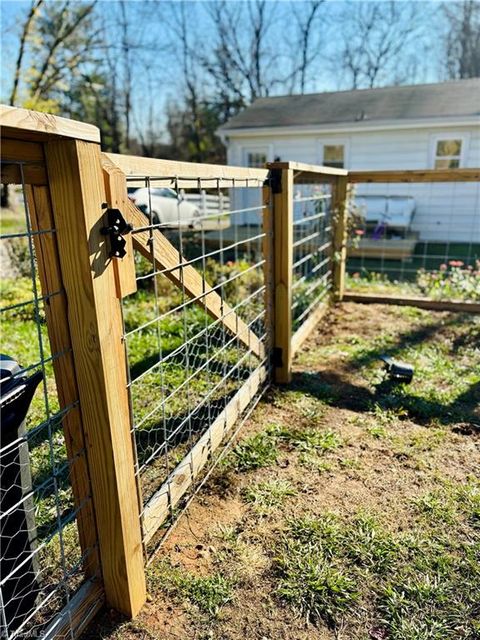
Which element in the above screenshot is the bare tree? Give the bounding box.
[290,1,325,94]
[202,0,277,107]
[333,1,428,89]
[28,1,98,105]
[443,0,480,79]
[9,0,44,106]
[119,0,132,148]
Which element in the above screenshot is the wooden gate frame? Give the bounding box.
[1,107,147,624]
[0,105,274,630]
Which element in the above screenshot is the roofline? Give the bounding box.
[218,115,480,140]
[238,78,480,104]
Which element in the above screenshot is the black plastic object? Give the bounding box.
[1,355,43,634]
[380,355,414,384]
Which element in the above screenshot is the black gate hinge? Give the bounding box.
[100,204,133,259]
[266,169,282,194]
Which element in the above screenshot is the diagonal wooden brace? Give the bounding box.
[128,200,265,361]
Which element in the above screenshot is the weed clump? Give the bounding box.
[226,432,278,471]
[148,561,233,616]
[243,479,297,511]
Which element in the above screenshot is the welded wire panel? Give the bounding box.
[345,181,480,301]
[292,182,333,331]
[123,175,272,555]
[0,166,99,639]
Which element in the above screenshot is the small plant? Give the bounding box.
[180,573,233,615]
[343,513,399,573]
[267,423,342,453]
[243,479,297,511]
[226,431,278,471]
[367,423,387,438]
[148,561,233,616]
[339,457,362,470]
[298,452,333,472]
[275,539,359,627]
[412,490,457,524]
[286,514,343,553]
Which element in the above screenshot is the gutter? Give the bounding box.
[218,115,480,139]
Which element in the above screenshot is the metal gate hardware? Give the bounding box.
[100,205,133,259]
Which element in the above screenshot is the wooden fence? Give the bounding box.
[344,169,480,312]
[0,105,478,638]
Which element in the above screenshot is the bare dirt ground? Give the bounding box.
[88,302,479,640]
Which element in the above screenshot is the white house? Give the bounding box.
[218,80,480,244]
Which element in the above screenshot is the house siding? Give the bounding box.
[226,125,480,242]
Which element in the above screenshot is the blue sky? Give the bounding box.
[0,0,444,138]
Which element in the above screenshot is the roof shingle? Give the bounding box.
[220,79,480,130]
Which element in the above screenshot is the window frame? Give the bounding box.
[317,138,350,169]
[429,132,469,170]
[241,145,273,168]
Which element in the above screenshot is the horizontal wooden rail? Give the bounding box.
[43,580,104,639]
[106,152,269,188]
[1,138,47,185]
[142,364,268,543]
[268,160,348,183]
[343,292,480,314]
[0,105,100,143]
[128,201,265,359]
[348,168,480,183]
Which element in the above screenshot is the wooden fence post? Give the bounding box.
[331,175,349,301]
[101,155,138,299]
[44,138,146,617]
[271,168,293,384]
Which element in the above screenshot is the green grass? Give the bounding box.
[275,536,359,626]
[225,422,343,473]
[148,561,234,616]
[243,479,297,512]
[266,423,342,453]
[226,431,279,471]
[273,484,480,635]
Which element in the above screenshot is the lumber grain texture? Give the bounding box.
[0,104,100,142]
[44,138,146,617]
[101,155,137,298]
[26,184,100,581]
[343,292,480,313]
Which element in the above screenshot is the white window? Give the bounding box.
[430,134,468,169]
[247,151,267,168]
[242,146,272,168]
[318,139,349,169]
[323,144,345,168]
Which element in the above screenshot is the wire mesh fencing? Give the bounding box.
[345,179,480,302]
[122,173,273,556]
[292,181,333,333]
[0,167,100,639]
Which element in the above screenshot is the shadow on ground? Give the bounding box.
[290,370,479,430]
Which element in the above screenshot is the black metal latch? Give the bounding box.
[100,204,133,259]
